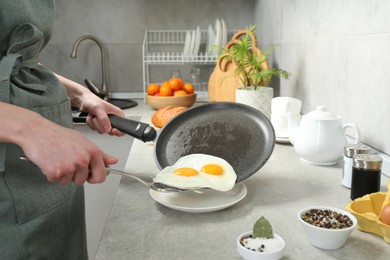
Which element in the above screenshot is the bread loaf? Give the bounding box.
[152,106,188,128]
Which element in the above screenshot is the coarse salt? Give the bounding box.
[242,236,283,252]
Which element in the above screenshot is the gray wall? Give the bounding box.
[40,0,253,95]
[40,0,390,155]
[254,0,390,155]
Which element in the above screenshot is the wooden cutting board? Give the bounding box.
[208,52,239,102]
[208,30,269,102]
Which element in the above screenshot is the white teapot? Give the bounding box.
[287,106,360,165]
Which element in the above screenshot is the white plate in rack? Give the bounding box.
[214,19,222,46]
[207,24,215,54]
[193,26,201,56]
[183,31,191,56]
[149,183,247,213]
[189,30,196,56]
[221,19,228,47]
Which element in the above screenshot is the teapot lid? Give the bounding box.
[305,106,340,120]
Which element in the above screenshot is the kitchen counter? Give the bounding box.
[95,102,390,260]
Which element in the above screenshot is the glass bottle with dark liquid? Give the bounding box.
[350,154,382,200]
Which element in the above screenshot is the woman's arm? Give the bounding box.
[54,73,91,108]
[0,102,117,185]
[55,73,125,136]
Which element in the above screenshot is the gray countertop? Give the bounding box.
[95,102,390,260]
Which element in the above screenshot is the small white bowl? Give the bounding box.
[298,206,357,250]
[236,231,285,260]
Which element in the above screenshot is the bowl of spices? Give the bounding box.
[298,206,357,250]
[237,216,285,260]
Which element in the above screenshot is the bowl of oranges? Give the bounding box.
[146,78,196,110]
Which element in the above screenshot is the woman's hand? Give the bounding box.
[79,93,125,136]
[0,102,117,185]
[21,118,118,185]
[55,74,126,136]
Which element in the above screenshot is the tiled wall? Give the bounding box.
[40,0,254,96]
[40,0,390,155]
[254,0,390,155]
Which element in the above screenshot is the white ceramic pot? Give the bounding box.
[236,87,273,119]
[236,231,285,260]
[287,106,360,165]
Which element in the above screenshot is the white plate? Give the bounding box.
[214,19,222,46]
[207,24,215,54]
[193,26,201,56]
[189,30,196,56]
[149,183,247,213]
[276,136,291,144]
[221,19,228,47]
[183,31,191,56]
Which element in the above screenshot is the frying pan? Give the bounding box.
[109,102,275,182]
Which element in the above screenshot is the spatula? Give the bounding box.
[19,156,187,193]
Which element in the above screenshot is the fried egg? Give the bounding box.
[153,154,237,192]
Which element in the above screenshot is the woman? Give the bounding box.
[0,1,125,258]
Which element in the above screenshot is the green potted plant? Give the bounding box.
[217,25,291,118]
[220,25,290,89]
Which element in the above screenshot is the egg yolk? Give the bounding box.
[201,164,224,175]
[173,167,199,177]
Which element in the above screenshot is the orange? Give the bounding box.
[177,78,185,88]
[161,81,170,89]
[182,83,195,94]
[173,90,188,96]
[147,83,160,95]
[168,77,184,91]
[160,82,173,96]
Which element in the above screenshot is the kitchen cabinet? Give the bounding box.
[75,123,136,259]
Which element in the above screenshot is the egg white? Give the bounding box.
[153,154,237,192]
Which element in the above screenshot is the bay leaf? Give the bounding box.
[253,216,274,239]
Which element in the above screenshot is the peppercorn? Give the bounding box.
[301,209,353,229]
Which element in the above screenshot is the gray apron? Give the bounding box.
[0,1,88,259]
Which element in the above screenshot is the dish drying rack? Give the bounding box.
[142,29,235,101]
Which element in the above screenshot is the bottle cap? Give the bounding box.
[353,154,382,170]
[344,143,371,157]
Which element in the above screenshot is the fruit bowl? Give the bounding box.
[297,206,357,250]
[146,94,196,110]
[346,192,390,243]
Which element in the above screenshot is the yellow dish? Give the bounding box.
[346,192,390,243]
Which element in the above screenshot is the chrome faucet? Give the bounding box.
[71,35,109,100]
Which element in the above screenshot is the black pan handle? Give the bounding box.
[108,115,157,142]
